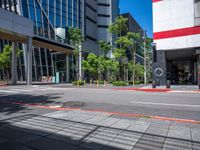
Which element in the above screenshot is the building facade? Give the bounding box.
[121,13,145,65]
[0,0,119,82]
[152,0,200,85]
[83,0,119,56]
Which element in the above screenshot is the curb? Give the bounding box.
[112,88,200,93]
[0,100,199,124]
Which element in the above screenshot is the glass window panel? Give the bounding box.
[22,1,29,18]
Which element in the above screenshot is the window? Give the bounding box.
[22,0,29,18]
[194,0,200,26]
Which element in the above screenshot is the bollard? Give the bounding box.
[90,80,92,86]
[166,80,170,89]
[152,81,156,88]
[104,80,106,86]
[97,80,99,86]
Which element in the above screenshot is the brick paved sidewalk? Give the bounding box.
[0,109,200,150]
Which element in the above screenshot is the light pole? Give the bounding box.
[143,30,147,85]
[78,45,82,81]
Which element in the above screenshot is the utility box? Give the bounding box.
[56,72,60,83]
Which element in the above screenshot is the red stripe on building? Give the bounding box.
[152,0,161,3]
[154,26,200,40]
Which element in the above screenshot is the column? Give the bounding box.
[152,50,167,85]
[26,37,32,85]
[11,42,17,85]
[66,54,70,82]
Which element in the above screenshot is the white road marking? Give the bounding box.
[130,101,200,108]
[0,90,19,94]
[11,89,32,92]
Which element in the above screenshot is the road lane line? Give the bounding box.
[0,90,19,94]
[130,101,200,108]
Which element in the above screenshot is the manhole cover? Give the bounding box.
[62,101,85,108]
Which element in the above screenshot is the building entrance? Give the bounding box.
[166,49,198,85]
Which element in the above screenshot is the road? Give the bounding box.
[0,86,200,120]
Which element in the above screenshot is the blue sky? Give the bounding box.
[119,0,153,37]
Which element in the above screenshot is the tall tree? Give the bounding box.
[82,53,98,80]
[108,16,128,37]
[98,40,112,57]
[68,27,84,80]
[126,32,141,85]
[0,45,22,82]
[108,16,130,81]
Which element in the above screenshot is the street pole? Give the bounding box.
[143,30,147,85]
[78,45,82,81]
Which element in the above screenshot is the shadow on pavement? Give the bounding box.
[0,93,62,115]
[0,114,199,150]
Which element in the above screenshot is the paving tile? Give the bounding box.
[167,127,191,140]
[133,134,165,150]
[48,123,97,145]
[83,116,109,124]
[191,128,200,142]
[0,137,8,144]
[192,142,200,150]
[97,118,120,126]
[110,119,132,129]
[81,127,121,150]
[145,126,168,136]
[150,119,171,129]
[127,121,150,133]
[15,134,42,144]
[163,138,192,150]
[0,142,34,150]
[24,137,78,150]
[103,131,142,150]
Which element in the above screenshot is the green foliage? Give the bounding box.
[82,53,98,78]
[129,80,140,85]
[0,45,12,70]
[112,81,127,86]
[0,45,22,70]
[135,64,145,79]
[98,40,112,57]
[68,27,84,80]
[108,16,128,36]
[68,27,84,47]
[105,59,119,82]
[72,80,84,86]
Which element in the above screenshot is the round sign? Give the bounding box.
[154,68,164,77]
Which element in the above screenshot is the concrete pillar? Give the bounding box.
[26,37,32,85]
[152,50,167,85]
[11,42,17,85]
[66,54,70,82]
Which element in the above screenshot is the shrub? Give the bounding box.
[98,80,105,84]
[129,80,141,85]
[72,80,84,86]
[112,81,127,86]
[93,80,105,85]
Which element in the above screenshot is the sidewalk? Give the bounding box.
[0,109,200,150]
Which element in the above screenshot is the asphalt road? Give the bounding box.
[0,86,200,120]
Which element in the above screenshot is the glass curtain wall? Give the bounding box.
[0,0,84,82]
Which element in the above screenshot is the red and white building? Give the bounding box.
[152,0,200,85]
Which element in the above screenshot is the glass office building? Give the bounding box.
[0,0,119,82]
[0,0,84,82]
